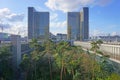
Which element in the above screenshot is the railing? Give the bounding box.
[74,41,120,61]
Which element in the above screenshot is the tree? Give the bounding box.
[44,40,56,80]
[0,46,13,80]
[54,41,71,80]
[106,73,120,80]
[90,40,115,80]
[20,54,30,80]
[19,40,120,80]
[20,39,45,80]
[90,40,103,80]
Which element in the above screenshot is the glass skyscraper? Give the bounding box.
[67,7,89,41]
[83,7,89,40]
[28,7,49,41]
[67,12,80,40]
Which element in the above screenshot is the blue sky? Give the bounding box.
[0,0,120,36]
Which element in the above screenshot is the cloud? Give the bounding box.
[91,29,105,36]
[51,21,66,28]
[2,22,27,37]
[0,8,26,37]
[50,20,67,34]
[0,22,27,36]
[6,13,24,22]
[50,12,66,34]
[0,8,24,22]
[111,32,118,36]
[0,22,11,29]
[50,13,58,21]
[45,0,112,12]
[96,0,112,6]
[0,8,10,18]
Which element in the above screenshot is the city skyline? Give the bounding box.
[0,0,120,37]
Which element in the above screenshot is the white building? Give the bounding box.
[90,35,120,42]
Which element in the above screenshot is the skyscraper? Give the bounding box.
[83,7,89,40]
[67,12,80,40]
[28,7,49,41]
[67,7,89,41]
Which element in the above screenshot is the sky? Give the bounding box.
[0,0,120,37]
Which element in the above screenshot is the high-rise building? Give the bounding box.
[28,7,49,41]
[83,7,89,40]
[67,12,80,40]
[67,7,89,41]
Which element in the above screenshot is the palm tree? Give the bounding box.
[44,40,56,80]
[90,40,102,80]
[54,41,71,80]
[54,42,84,80]
[29,38,45,80]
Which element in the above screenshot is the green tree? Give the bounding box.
[54,41,71,80]
[106,73,120,80]
[0,46,13,80]
[90,40,103,80]
[44,40,56,80]
[20,54,30,80]
[20,39,45,80]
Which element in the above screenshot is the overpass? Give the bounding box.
[74,41,120,63]
[74,41,120,74]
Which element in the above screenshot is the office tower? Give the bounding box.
[67,12,80,40]
[28,7,49,41]
[28,7,35,40]
[80,12,84,41]
[83,7,89,40]
[67,7,89,41]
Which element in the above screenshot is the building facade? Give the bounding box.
[83,7,89,40]
[67,12,80,41]
[28,7,49,41]
[56,33,67,41]
[67,7,89,41]
[0,32,10,41]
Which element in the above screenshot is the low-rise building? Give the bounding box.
[56,33,67,41]
[90,35,120,42]
[49,32,56,41]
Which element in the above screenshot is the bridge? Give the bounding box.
[74,41,120,73]
[74,41,120,61]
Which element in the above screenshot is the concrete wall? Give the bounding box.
[74,41,120,61]
[11,35,21,69]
